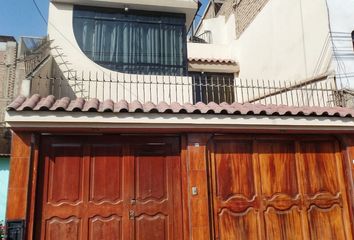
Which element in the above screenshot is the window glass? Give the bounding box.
[73,6,187,75]
[352,31,354,50]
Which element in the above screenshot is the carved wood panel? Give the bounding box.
[88,215,122,240]
[133,142,182,240]
[210,137,353,240]
[37,136,183,240]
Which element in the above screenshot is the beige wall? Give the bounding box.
[51,0,198,28]
[48,2,196,103]
[236,0,331,81]
[194,0,332,83]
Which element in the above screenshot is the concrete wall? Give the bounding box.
[51,0,198,28]
[326,0,354,89]
[0,157,9,221]
[48,2,195,103]
[236,0,331,82]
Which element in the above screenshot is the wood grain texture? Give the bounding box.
[35,136,183,240]
[6,132,32,220]
[187,134,212,240]
[210,136,353,240]
[340,135,354,237]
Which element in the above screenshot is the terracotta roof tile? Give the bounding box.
[114,100,129,112]
[6,95,354,118]
[188,57,236,64]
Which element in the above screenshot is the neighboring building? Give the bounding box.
[3,0,354,239]
[0,36,17,155]
[0,35,49,223]
[0,36,16,223]
[191,0,354,106]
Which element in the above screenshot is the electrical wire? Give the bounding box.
[32,0,48,25]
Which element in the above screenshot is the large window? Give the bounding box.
[73,6,187,75]
[352,31,354,51]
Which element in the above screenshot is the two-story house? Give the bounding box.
[4,0,354,239]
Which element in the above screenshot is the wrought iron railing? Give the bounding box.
[27,71,351,108]
[189,31,212,44]
[18,36,51,77]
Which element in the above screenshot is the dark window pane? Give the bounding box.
[73,6,187,75]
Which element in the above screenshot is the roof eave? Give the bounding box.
[5,111,354,133]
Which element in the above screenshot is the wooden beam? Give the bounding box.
[6,132,32,220]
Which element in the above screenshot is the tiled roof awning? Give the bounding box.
[7,95,354,118]
[188,57,236,64]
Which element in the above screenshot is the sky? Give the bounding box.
[0,0,209,39]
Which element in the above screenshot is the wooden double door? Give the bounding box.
[210,136,353,240]
[35,136,183,240]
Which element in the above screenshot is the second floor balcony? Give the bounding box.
[28,71,350,108]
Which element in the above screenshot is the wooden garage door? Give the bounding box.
[35,136,182,240]
[210,137,353,240]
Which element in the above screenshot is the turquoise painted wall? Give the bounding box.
[0,157,9,221]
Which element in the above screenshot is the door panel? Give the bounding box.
[135,153,167,202]
[264,207,303,240]
[299,141,339,196]
[47,145,83,205]
[307,205,346,240]
[210,137,353,240]
[135,214,168,240]
[211,140,260,239]
[218,208,259,240]
[258,141,298,199]
[37,136,182,240]
[88,215,122,240]
[133,143,182,240]
[89,145,123,203]
[46,217,81,240]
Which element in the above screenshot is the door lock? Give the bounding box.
[129,210,135,220]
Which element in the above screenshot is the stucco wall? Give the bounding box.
[0,157,9,221]
[236,0,331,82]
[48,2,195,103]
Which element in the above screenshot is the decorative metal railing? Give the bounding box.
[189,31,212,44]
[27,71,352,108]
[18,36,51,77]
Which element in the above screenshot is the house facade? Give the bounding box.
[4,0,354,239]
[192,0,354,106]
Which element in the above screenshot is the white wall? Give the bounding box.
[326,0,354,89]
[236,0,331,82]
[51,0,198,28]
[196,14,236,45]
[188,13,239,65]
[48,2,193,103]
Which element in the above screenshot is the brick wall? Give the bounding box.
[0,40,17,155]
[217,0,270,38]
